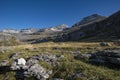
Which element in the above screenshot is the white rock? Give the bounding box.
[17,58,26,65]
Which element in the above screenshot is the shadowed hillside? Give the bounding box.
[54,10,120,42]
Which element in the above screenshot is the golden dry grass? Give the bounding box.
[6,42,100,49]
[1,41,115,51]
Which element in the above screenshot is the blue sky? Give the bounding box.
[0,0,120,30]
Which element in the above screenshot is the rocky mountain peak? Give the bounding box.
[83,14,104,20]
[49,24,68,32]
[72,14,106,27]
[52,24,68,29]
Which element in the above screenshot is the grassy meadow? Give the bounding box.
[0,42,120,80]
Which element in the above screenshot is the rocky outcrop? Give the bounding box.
[10,58,26,70]
[74,50,120,68]
[10,57,52,80]
[24,58,51,79]
[29,54,64,66]
[90,50,120,65]
[48,24,68,32]
[9,54,64,80]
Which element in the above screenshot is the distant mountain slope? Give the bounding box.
[43,24,68,32]
[0,33,21,46]
[11,24,68,43]
[54,10,120,42]
[72,14,106,27]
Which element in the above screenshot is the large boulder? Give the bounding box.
[24,58,52,80]
[24,64,50,79]
[17,58,26,65]
[10,58,26,70]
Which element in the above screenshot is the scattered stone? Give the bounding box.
[24,63,50,80]
[75,54,91,60]
[68,71,84,79]
[7,53,65,79]
[29,54,64,66]
[100,42,111,46]
[68,51,81,55]
[0,60,9,66]
[9,53,21,59]
[10,57,52,80]
[26,58,39,67]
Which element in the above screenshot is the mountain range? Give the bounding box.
[1,10,120,43]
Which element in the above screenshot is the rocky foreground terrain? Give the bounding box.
[0,42,120,80]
